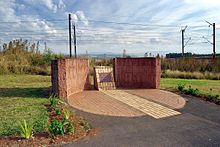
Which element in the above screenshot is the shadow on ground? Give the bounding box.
[0,88,50,98]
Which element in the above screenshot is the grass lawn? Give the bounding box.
[0,75,51,137]
[161,78,220,96]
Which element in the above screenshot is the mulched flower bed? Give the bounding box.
[0,103,98,146]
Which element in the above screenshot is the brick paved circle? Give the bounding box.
[68,89,186,118]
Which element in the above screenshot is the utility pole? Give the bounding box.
[44,42,47,52]
[68,13,72,58]
[205,21,216,59]
[123,49,126,58]
[181,26,188,57]
[73,23,77,58]
[213,23,216,59]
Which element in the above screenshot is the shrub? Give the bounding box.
[177,83,185,91]
[18,120,33,139]
[186,86,199,96]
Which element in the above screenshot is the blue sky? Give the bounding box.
[0,0,220,56]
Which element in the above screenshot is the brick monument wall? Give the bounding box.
[113,57,161,89]
[51,59,90,101]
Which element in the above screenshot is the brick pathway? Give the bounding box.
[101,90,181,119]
[125,89,186,109]
[68,89,185,118]
[68,91,145,117]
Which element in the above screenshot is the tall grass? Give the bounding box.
[0,39,63,75]
[161,57,220,73]
[162,70,220,80]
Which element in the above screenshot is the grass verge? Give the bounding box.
[0,75,51,137]
[161,78,220,96]
[161,78,220,104]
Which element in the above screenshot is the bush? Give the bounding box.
[177,83,185,91]
[18,120,33,139]
[184,86,200,96]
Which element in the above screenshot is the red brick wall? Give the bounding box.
[51,59,90,101]
[113,58,161,89]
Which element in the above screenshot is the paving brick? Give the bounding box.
[101,90,181,119]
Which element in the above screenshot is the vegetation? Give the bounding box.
[49,94,59,108]
[161,58,220,80]
[161,78,220,96]
[49,119,74,136]
[48,94,75,136]
[176,84,219,104]
[0,75,92,146]
[161,57,220,73]
[18,120,33,139]
[0,39,63,75]
[161,78,220,104]
[0,75,50,137]
[161,70,220,80]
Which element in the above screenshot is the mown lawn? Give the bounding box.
[161,78,220,96]
[0,75,51,137]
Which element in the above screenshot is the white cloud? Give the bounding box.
[72,11,89,25]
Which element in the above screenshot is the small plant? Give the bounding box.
[177,83,185,92]
[185,86,199,96]
[49,119,75,136]
[49,94,58,108]
[55,108,62,115]
[78,119,91,133]
[65,121,75,134]
[49,119,65,136]
[18,120,33,139]
[63,109,70,120]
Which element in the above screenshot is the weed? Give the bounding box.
[18,120,33,139]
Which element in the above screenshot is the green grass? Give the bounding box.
[161,78,220,96]
[0,75,51,137]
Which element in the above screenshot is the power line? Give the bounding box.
[0,19,67,23]
[0,28,68,33]
[78,19,180,28]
